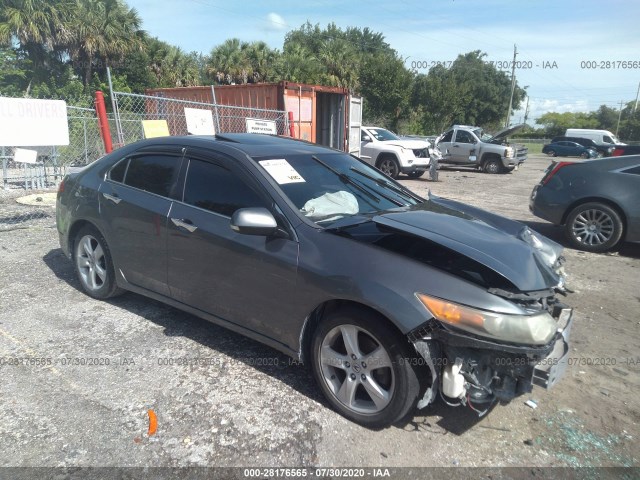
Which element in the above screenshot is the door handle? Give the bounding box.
[102,193,121,204]
[171,218,197,233]
[452,144,460,148]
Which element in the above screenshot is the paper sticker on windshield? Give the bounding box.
[259,159,305,184]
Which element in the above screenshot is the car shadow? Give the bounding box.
[521,220,640,259]
[43,247,488,435]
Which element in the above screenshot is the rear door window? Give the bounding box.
[123,154,180,197]
[108,158,128,183]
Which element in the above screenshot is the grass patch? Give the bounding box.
[522,143,544,154]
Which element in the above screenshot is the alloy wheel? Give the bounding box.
[76,234,107,291]
[319,324,395,415]
[571,209,615,247]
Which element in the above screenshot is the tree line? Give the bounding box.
[522,106,640,141]
[2,0,574,135]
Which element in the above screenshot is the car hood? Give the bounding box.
[487,124,526,143]
[371,197,565,292]
[379,139,429,149]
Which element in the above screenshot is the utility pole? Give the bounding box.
[523,96,530,125]
[505,44,518,128]
[634,81,640,113]
[616,100,624,137]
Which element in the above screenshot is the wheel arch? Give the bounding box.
[480,152,501,164]
[67,219,109,256]
[375,151,399,167]
[561,196,627,235]
[298,299,408,364]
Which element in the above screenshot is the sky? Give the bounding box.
[127,0,640,124]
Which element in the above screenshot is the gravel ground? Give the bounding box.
[0,154,638,472]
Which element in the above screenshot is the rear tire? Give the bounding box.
[310,307,421,428]
[564,202,624,252]
[376,156,400,179]
[73,225,124,299]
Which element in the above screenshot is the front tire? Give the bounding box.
[483,158,503,174]
[310,307,421,428]
[564,202,624,252]
[376,156,400,179]
[73,225,123,299]
[546,150,557,157]
[407,171,425,178]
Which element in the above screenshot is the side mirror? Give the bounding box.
[362,135,371,142]
[230,207,278,236]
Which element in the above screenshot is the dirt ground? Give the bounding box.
[0,154,638,472]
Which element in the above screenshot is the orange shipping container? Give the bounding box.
[146,82,360,153]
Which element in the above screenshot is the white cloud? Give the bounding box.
[512,98,593,125]
[266,12,287,31]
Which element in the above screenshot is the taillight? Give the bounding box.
[542,161,572,185]
[57,179,65,193]
[612,148,624,157]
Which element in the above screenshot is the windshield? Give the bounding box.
[473,128,492,141]
[368,128,401,141]
[253,153,421,225]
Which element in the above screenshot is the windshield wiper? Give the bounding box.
[349,167,423,202]
[310,155,382,205]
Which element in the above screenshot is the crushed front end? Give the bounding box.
[409,290,573,415]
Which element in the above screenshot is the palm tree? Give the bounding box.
[62,0,144,86]
[244,41,276,83]
[275,43,321,84]
[0,0,72,92]
[207,38,255,85]
[317,38,359,89]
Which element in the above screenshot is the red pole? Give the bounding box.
[95,91,113,153]
[288,111,295,138]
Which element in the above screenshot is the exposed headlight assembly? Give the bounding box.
[416,293,557,345]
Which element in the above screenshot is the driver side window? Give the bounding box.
[183,159,267,217]
[455,131,474,144]
[440,130,454,142]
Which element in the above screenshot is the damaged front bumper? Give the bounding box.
[409,305,573,413]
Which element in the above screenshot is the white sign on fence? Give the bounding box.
[13,148,38,164]
[246,118,277,135]
[185,107,216,135]
[0,98,69,146]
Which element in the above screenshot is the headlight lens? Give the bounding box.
[416,293,557,345]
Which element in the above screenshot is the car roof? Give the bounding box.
[565,155,640,170]
[125,133,339,157]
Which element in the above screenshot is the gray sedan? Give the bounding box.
[530,156,640,252]
[57,134,572,428]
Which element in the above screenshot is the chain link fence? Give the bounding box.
[111,91,290,147]
[1,92,289,231]
[0,104,105,231]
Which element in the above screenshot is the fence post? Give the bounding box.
[83,117,89,164]
[52,145,59,185]
[210,85,221,134]
[95,91,113,153]
[2,146,6,190]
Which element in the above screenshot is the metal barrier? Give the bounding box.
[111,91,290,147]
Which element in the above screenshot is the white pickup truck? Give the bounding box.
[359,126,430,179]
